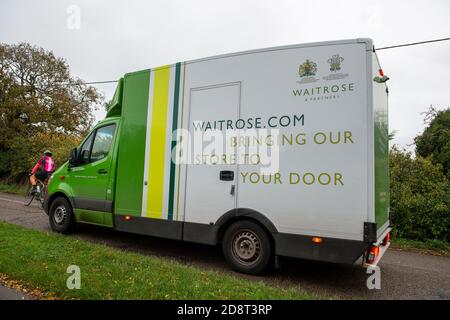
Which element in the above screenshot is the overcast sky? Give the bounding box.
[1,0,449,151]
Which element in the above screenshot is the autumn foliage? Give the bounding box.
[0,43,103,181]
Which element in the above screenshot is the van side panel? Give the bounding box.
[372,53,390,231]
[114,65,185,240]
[140,64,184,221]
[240,43,369,241]
[114,71,150,216]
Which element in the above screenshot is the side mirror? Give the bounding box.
[69,148,78,166]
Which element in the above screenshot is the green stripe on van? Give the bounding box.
[167,63,181,220]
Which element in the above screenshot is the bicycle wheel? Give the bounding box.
[23,186,35,206]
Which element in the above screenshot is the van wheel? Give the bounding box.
[222,220,273,275]
[49,197,76,234]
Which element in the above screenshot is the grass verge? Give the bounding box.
[0,221,325,300]
[391,237,449,256]
[0,182,27,195]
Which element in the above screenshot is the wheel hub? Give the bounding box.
[232,230,261,265]
[54,205,67,225]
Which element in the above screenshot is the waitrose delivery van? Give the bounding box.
[44,38,391,274]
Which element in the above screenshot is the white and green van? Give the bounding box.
[45,38,391,274]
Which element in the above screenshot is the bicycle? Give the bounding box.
[23,176,48,208]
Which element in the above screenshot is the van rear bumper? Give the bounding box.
[274,233,371,264]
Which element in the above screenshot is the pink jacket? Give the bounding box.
[31,156,55,174]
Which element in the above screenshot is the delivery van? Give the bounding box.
[44,38,391,274]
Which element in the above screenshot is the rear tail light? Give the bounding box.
[366,245,380,264]
[381,232,391,246]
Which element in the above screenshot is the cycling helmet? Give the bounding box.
[44,150,52,156]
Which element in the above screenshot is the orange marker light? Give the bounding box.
[312,237,323,244]
[59,175,65,180]
[124,215,132,221]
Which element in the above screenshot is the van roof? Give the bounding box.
[124,38,374,77]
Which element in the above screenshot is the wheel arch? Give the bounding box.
[215,208,278,244]
[44,191,74,215]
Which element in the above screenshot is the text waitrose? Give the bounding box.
[293,83,354,97]
[192,114,305,131]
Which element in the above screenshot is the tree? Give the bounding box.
[415,106,450,177]
[0,42,103,180]
[390,146,450,242]
[103,99,112,112]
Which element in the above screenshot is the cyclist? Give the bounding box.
[29,150,55,194]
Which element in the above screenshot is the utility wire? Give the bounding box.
[64,37,450,86]
[76,80,119,85]
[57,79,119,85]
[376,37,450,50]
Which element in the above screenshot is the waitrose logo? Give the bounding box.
[293,82,354,102]
[293,83,354,96]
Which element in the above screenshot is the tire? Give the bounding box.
[23,187,35,207]
[49,196,76,234]
[222,220,273,275]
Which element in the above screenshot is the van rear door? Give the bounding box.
[184,82,241,225]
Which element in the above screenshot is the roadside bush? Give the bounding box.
[390,146,450,242]
[0,132,81,183]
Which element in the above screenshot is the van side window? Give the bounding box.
[79,133,94,164]
[90,124,116,163]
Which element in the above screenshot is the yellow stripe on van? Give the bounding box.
[146,66,170,218]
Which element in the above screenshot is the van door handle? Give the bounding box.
[98,169,108,174]
[220,170,234,181]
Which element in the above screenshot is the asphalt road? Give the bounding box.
[0,284,32,300]
[0,192,449,300]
